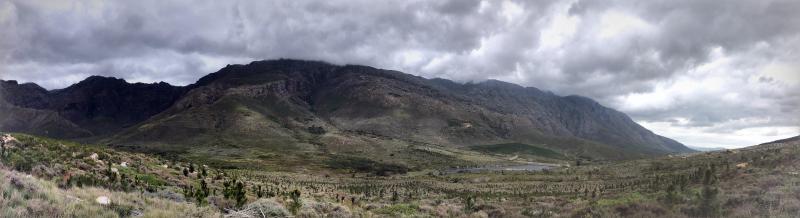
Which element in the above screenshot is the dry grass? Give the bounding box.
[0,166,220,218]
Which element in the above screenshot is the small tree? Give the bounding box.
[255,185,263,198]
[234,181,247,207]
[289,189,302,215]
[195,179,210,205]
[463,195,476,213]
[696,166,721,217]
[391,190,399,202]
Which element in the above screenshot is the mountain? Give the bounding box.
[0,59,691,168]
[0,77,186,136]
[0,80,92,138]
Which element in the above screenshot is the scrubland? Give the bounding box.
[2,133,798,217]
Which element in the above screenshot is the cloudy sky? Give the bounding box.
[1,0,798,148]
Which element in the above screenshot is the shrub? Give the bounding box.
[289,189,302,215]
[225,198,289,218]
[376,204,419,216]
[298,201,351,218]
[463,195,476,213]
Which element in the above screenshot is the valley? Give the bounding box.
[0,60,796,217]
[1,132,798,217]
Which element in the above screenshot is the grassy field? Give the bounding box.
[1,132,799,217]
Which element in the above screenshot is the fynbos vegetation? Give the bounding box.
[2,132,798,217]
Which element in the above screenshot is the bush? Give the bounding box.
[225,198,289,218]
[307,126,326,135]
[297,201,351,218]
[289,189,302,215]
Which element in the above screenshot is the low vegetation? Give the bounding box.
[2,132,799,217]
[0,164,219,217]
[470,143,567,161]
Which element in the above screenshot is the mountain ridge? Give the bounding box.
[1,77,187,136]
[0,59,692,165]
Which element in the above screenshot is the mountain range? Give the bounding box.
[0,59,692,169]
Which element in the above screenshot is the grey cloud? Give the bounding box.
[437,0,481,15]
[0,0,798,146]
[555,0,800,93]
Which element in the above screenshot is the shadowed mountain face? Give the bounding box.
[0,59,692,161]
[0,77,186,137]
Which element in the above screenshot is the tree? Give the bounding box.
[255,185,263,198]
[696,165,721,217]
[195,179,210,205]
[234,181,247,207]
[463,195,476,213]
[391,190,399,202]
[289,189,302,215]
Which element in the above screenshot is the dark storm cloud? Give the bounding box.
[0,0,797,147]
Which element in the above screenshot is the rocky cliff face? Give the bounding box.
[1,59,692,158]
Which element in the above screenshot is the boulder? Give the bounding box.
[736,162,749,169]
[96,196,111,205]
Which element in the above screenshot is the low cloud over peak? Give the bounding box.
[1,0,798,148]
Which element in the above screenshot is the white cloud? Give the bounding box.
[597,10,653,39]
[639,120,798,148]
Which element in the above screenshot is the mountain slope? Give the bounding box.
[0,81,92,138]
[1,59,691,168]
[0,78,186,136]
[109,60,690,160]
